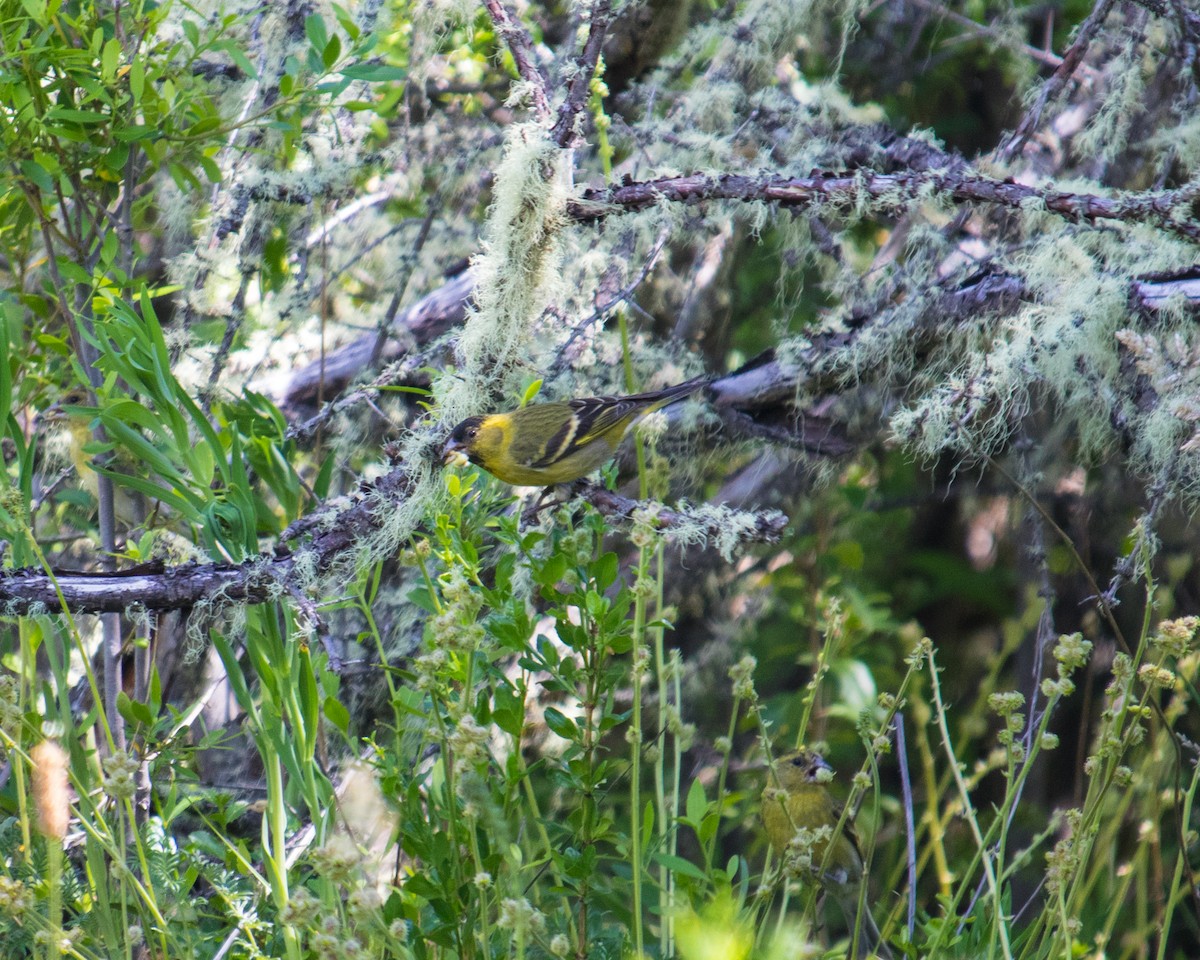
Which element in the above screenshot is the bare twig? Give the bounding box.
[551,0,614,147]
[280,268,474,414]
[905,0,1084,72]
[550,225,672,376]
[999,0,1119,161]
[481,0,553,122]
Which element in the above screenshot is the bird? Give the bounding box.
[762,747,892,959]
[37,388,146,529]
[442,377,708,487]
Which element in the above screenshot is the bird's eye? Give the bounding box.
[791,756,806,767]
[467,427,478,439]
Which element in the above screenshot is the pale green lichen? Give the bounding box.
[662,501,786,562]
[1072,32,1151,166]
[446,124,568,406]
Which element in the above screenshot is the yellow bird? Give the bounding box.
[762,748,892,959]
[442,377,708,487]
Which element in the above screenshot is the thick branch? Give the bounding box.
[574,483,789,546]
[569,171,1200,241]
[0,561,285,614]
[21,366,802,614]
[278,260,1200,425]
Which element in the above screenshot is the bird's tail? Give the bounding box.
[631,374,713,410]
[835,887,893,959]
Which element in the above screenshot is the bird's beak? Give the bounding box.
[35,402,66,428]
[812,754,833,775]
[442,437,469,468]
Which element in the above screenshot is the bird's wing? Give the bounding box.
[500,403,582,468]
[525,380,707,469]
[564,395,644,444]
[516,396,637,469]
[833,799,862,854]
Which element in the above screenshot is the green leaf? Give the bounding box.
[114,124,155,142]
[198,154,221,183]
[521,379,543,407]
[323,34,342,70]
[213,40,258,80]
[543,707,578,741]
[324,695,350,735]
[536,552,568,588]
[339,62,407,82]
[0,316,12,443]
[594,551,618,591]
[99,229,118,268]
[45,107,107,125]
[168,161,202,191]
[315,77,353,97]
[116,691,153,727]
[649,852,709,882]
[492,683,524,737]
[331,2,360,40]
[305,14,328,54]
[186,116,222,138]
[129,58,144,99]
[298,645,319,755]
[19,159,54,192]
[149,666,162,714]
[101,37,120,81]
[685,775,708,827]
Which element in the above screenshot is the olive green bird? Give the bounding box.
[38,388,146,529]
[442,377,708,487]
[762,748,892,959]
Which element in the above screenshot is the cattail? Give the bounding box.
[30,740,69,841]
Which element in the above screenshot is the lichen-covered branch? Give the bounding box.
[481,0,553,122]
[550,0,614,147]
[573,483,789,556]
[19,351,821,613]
[277,259,1200,432]
[0,561,284,614]
[570,171,1200,241]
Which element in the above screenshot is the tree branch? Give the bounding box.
[550,0,614,147]
[998,0,1118,161]
[571,482,789,549]
[569,170,1200,241]
[481,0,553,123]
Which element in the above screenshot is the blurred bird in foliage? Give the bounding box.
[762,747,892,959]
